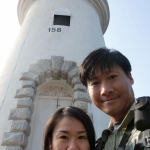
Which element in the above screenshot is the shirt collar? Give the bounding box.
[108,102,135,132]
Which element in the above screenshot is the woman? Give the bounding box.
[43,106,95,150]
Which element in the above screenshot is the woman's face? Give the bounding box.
[51,116,90,150]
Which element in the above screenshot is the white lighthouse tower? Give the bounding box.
[0,0,109,149]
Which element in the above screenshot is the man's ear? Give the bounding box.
[128,73,134,85]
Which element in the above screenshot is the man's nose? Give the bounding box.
[67,139,79,150]
[100,82,113,96]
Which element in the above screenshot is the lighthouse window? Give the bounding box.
[53,15,70,26]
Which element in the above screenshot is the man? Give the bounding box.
[79,48,149,150]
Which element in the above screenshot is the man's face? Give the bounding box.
[87,65,134,122]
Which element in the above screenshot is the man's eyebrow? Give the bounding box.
[88,75,97,81]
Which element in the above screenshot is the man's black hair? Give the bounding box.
[79,48,132,86]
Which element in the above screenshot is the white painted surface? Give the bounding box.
[28,97,72,150]
[0,0,109,149]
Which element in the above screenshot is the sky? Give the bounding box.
[104,0,150,98]
[0,0,149,98]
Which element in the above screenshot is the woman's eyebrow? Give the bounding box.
[78,131,87,133]
[58,130,86,133]
[58,130,68,133]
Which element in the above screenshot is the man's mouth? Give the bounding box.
[102,97,119,102]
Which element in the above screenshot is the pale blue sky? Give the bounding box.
[0,0,149,98]
[104,0,150,98]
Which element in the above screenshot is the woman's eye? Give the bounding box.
[60,136,68,139]
[78,136,86,139]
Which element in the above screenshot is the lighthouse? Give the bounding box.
[0,0,109,149]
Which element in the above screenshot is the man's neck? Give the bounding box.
[110,101,134,124]
[110,116,125,124]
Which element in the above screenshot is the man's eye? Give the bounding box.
[91,81,99,86]
[60,136,68,139]
[110,75,117,79]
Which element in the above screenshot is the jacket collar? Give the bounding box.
[108,102,135,132]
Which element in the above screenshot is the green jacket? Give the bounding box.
[102,103,141,150]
